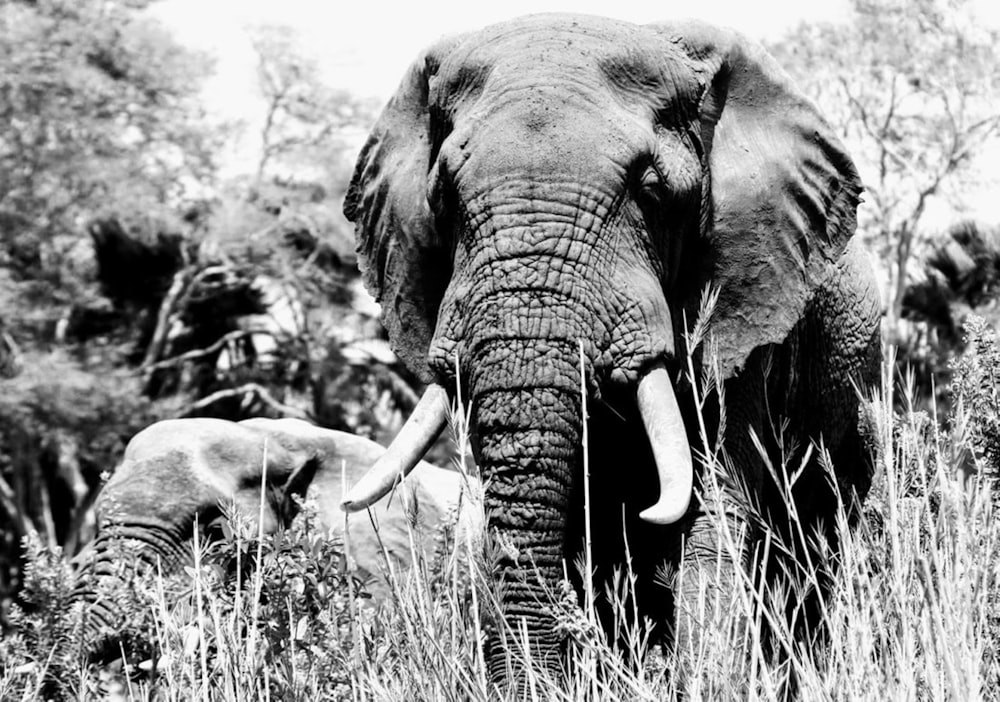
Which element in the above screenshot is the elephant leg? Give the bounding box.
[670,347,772,693]
[767,239,881,646]
[673,488,751,695]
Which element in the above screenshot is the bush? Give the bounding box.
[1,500,367,700]
[951,315,1000,480]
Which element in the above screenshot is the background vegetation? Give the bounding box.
[0,0,998,698]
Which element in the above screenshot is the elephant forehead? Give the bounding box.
[99,449,216,521]
[436,14,700,111]
[114,419,296,498]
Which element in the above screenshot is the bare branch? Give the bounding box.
[184,383,311,420]
[0,471,35,540]
[35,467,57,551]
[146,329,277,371]
[381,368,421,411]
[141,263,240,373]
[141,268,191,371]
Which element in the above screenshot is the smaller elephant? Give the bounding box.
[74,417,481,656]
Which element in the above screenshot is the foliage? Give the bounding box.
[769,0,1000,336]
[0,351,168,623]
[0,0,222,612]
[0,7,396,621]
[0,0,218,276]
[0,535,82,698]
[897,220,1000,406]
[248,24,379,193]
[951,315,1000,477]
[132,23,397,437]
[1,500,366,700]
[130,186,416,445]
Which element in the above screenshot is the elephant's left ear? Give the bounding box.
[650,21,863,378]
[344,35,467,382]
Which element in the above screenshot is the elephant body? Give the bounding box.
[75,417,481,655]
[343,13,880,686]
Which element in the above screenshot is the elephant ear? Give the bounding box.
[344,36,466,382]
[651,21,863,379]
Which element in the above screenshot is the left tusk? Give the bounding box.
[636,361,693,525]
[341,383,449,512]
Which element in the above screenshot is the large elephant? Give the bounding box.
[74,417,481,657]
[341,13,881,684]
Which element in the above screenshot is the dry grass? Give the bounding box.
[2,331,999,700]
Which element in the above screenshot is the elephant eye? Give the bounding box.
[428,160,454,224]
[635,165,668,214]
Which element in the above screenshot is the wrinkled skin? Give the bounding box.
[345,14,881,685]
[74,417,481,657]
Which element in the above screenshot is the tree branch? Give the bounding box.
[141,268,191,371]
[0,471,35,541]
[184,383,311,420]
[146,329,276,371]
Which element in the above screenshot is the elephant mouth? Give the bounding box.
[342,359,692,525]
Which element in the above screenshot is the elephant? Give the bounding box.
[340,13,881,686]
[74,417,482,658]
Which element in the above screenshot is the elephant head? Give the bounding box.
[75,417,481,658]
[343,14,870,682]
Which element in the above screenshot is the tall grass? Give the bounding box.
[2,321,999,700]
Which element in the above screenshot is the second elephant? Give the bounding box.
[75,417,481,657]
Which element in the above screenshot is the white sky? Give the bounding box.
[152,0,857,109]
[151,0,1000,223]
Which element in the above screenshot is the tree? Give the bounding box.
[899,220,1000,405]
[0,0,220,621]
[0,0,218,276]
[769,0,1000,339]
[248,24,378,194]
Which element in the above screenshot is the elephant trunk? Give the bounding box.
[466,334,584,679]
[73,517,191,658]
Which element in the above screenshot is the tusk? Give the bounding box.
[637,361,693,525]
[341,383,449,512]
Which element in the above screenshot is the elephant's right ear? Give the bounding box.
[650,21,863,379]
[344,37,465,382]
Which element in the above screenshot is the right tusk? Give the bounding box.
[341,382,449,512]
[636,361,693,525]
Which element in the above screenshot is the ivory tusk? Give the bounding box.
[636,361,693,525]
[341,383,449,512]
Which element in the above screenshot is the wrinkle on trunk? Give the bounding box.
[74,520,192,656]
[468,334,584,679]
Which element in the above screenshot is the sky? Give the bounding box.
[150,0,1000,222]
[151,0,860,120]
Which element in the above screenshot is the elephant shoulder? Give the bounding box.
[809,238,882,354]
[772,240,881,445]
